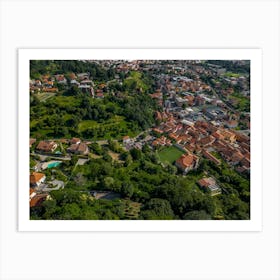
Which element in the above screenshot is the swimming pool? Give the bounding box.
[47,161,61,168]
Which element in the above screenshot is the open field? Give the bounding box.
[78,120,98,132]
[158,145,185,164]
[78,116,126,132]
[78,115,139,139]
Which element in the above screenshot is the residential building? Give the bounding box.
[30,172,46,187]
[29,188,36,201]
[30,193,49,208]
[36,140,57,153]
[30,138,36,148]
[67,142,89,155]
[198,177,221,196]
[202,149,221,165]
[70,137,81,145]
[123,136,131,144]
[175,153,199,174]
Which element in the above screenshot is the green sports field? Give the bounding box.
[158,146,184,164]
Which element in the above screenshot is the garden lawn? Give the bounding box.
[78,115,139,140]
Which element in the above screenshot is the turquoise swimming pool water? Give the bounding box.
[47,162,61,168]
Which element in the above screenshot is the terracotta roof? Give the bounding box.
[36,140,57,152]
[231,151,244,163]
[70,137,81,144]
[30,172,45,184]
[30,188,36,195]
[168,133,178,140]
[155,111,162,120]
[123,136,130,140]
[153,128,163,134]
[184,143,196,152]
[212,130,224,139]
[30,194,48,207]
[199,135,215,146]
[69,73,77,80]
[241,157,250,168]
[198,177,216,188]
[30,138,36,147]
[42,87,58,92]
[68,142,88,154]
[59,138,69,144]
[176,153,197,169]
[150,92,162,99]
[244,152,250,160]
[68,143,78,151]
[77,143,88,153]
[236,166,247,173]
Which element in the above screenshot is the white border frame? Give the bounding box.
[18,48,262,232]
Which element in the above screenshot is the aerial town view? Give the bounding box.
[29,59,250,220]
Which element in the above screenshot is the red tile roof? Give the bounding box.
[176,153,198,169]
[68,142,88,154]
[30,194,48,207]
[30,188,36,195]
[36,140,57,152]
[70,137,81,144]
[30,172,45,184]
[198,177,216,188]
[30,138,36,147]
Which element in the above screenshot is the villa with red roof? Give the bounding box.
[123,136,131,144]
[30,172,46,187]
[198,177,221,196]
[175,153,199,174]
[36,140,57,153]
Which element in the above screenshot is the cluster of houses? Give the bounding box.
[29,170,65,207]
[30,72,97,97]
[29,172,49,207]
[70,73,95,97]
[30,74,58,93]
[29,137,90,208]
[30,138,89,156]
[93,59,141,73]
[122,134,154,151]
[67,137,89,155]
[145,61,250,177]
[151,112,250,175]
